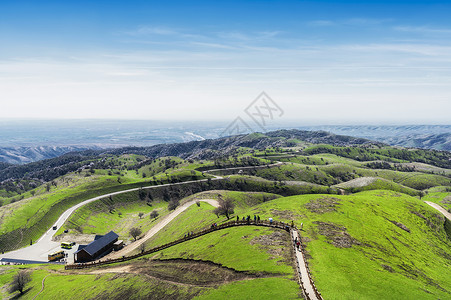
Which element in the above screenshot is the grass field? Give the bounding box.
[1,142,450,299]
[110,189,450,299]
[334,177,420,196]
[235,190,451,299]
[0,264,206,300]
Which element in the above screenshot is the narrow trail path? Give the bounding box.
[32,274,50,300]
[425,201,451,221]
[291,230,320,300]
[67,220,322,300]
[104,199,219,260]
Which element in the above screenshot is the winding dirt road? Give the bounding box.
[0,177,222,263]
[425,201,451,221]
[104,199,219,260]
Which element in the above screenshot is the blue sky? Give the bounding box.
[1,0,450,124]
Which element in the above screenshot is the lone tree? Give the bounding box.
[129,227,142,241]
[168,199,179,211]
[150,210,159,219]
[138,189,147,201]
[213,198,235,220]
[9,270,31,295]
[138,212,144,219]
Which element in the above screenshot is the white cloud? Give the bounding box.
[394,26,451,35]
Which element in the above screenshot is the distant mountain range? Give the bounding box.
[0,121,449,164]
[0,129,377,182]
[298,125,451,151]
[0,146,98,164]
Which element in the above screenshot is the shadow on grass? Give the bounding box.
[9,287,32,299]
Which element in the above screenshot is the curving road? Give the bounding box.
[104,199,219,260]
[425,201,451,221]
[0,162,281,263]
[0,176,223,263]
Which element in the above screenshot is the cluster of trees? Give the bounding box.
[365,161,416,172]
[0,178,42,196]
[303,146,451,169]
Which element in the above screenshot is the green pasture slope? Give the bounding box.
[0,264,207,300]
[1,187,450,299]
[134,189,450,299]
[242,190,450,299]
[254,160,451,192]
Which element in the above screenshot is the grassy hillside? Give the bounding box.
[0,130,450,299]
[39,189,449,300]
[234,190,450,299]
[334,177,420,196]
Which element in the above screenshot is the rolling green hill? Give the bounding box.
[1,129,450,299]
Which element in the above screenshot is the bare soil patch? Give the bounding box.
[93,258,279,287]
[250,229,292,264]
[305,196,341,214]
[53,233,96,244]
[269,209,301,220]
[387,219,411,233]
[313,221,360,248]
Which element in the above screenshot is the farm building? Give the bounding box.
[74,231,119,262]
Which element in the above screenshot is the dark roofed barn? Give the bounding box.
[74,231,119,262]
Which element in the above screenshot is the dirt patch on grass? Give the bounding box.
[381,264,395,273]
[305,196,341,214]
[313,221,360,248]
[250,229,292,265]
[116,258,278,286]
[387,219,411,233]
[53,233,97,244]
[269,209,300,220]
[411,210,427,221]
[88,268,203,300]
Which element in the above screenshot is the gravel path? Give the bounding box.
[104,199,219,259]
[425,201,451,221]
[291,230,319,300]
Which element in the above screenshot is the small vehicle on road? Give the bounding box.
[52,225,57,230]
[48,250,64,261]
[61,242,72,249]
